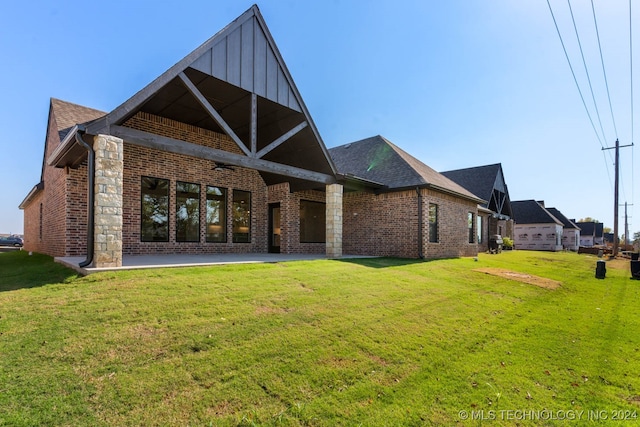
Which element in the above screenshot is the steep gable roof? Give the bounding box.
[329,136,484,202]
[441,164,501,202]
[512,200,563,226]
[441,163,512,217]
[546,208,580,230]
[50,98,106,142]
[53,4,335,189]
[576,221,604,237]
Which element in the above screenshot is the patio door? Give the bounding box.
[268,203,281,253]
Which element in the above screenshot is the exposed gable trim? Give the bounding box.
[177,72,251,156]
[87,5,259,135]
[110,125,335,184]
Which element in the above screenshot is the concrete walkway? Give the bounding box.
[56,253,371,275]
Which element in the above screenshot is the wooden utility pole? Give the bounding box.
[603,139,634,257]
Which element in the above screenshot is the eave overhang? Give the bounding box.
[46,125,86,168]
[19,181,44,209]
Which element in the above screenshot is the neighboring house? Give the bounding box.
[546,207,580,251]
[330,136,485,258]
[441,163,514,252]
[511,200,563,251]
[19,5,484,267]
[577,221,604,247]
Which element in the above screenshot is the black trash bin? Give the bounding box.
[631,252,639,261]
[595,260,606,279]
[631,260,640,280]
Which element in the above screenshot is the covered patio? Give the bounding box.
[56,253,373,275]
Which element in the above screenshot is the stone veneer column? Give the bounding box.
[326,183,343,258]
[93,134,123,268]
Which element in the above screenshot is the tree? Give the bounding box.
[634,231,640,250]
[578,217,599,223]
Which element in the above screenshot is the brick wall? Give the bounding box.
[342,188,478,259]
[122,113,268,254]
[267,183,326,255]
[23,111,89,257]
[22,191,43,254]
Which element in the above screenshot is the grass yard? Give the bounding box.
[0,250,639,426]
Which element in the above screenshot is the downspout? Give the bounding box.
[416,187,425,259]
[75,128,95,268]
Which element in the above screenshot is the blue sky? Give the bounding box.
[0,0,637,237]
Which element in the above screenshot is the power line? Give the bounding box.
[591,0,618,139]
[567,0,608,146]
[546,0,606,149]
[631,0,635,145]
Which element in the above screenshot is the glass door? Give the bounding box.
[268,203,281,253]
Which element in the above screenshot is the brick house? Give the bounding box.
[20,5,484,267]
[330,136,484,258]
[441,163,514,252]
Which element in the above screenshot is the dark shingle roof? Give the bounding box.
[546,208,580,230]
[576,221,604,237]
[511,200,563,225]
[329,136,483,202]
[50,98,106,141]
[441,163,501,204]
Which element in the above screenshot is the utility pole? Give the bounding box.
[603,139,634,257]
[622,202,633,247]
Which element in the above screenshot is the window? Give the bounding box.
[232,190,251,243]
[176,181,200,242]
[477,215,483,244]
[39,203,43,241]
[141,177,169,242]
[300,200,326,243]
[468,212,475,243]
[206,186,227,242]
[428,203,438,243]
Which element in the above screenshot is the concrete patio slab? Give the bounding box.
[56,253,373,275]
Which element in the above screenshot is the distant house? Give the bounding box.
[546,208,580,251]
[330,136,485,258]
[511,200,563,251]
[442,163,514,252]
[576,221,604,247]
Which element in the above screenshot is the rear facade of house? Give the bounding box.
[20,5,484,267]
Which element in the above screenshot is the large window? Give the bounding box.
[141,177,169,242]
[300,200,326,243]
[428,203,438,243]
[206,186,227,242]
[468,212,475,243]
[477,215,483,244]
[176,181,200,242]
[232,190,251,243]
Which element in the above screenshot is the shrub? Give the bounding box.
[502,236,514,248]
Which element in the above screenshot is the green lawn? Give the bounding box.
[0,250,638,426]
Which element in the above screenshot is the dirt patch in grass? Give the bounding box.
[474,268,561,290]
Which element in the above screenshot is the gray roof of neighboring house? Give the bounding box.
[50,98,106,141]
[511,200,563,226]
[546,208,580,230]
[329,135,484,202]
[441,163,502,204]
[576,221,604,237]
[441,163,512,217]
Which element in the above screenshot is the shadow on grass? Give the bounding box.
[337,257,438,269]
[0,251,79,292]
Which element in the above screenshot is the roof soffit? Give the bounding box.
[86,4,337,180]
